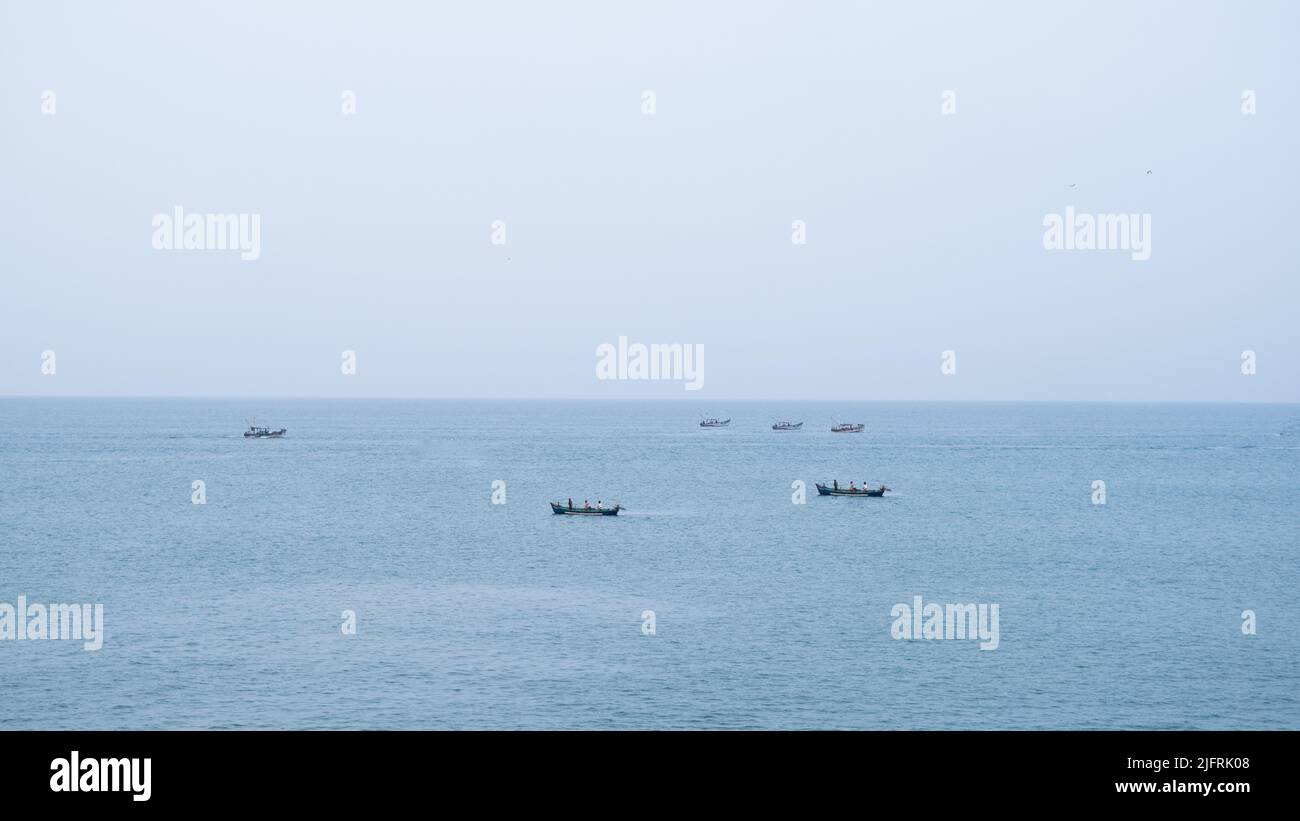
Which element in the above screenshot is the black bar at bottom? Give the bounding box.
[4,730,1284,808]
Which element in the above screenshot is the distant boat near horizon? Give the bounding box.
[244,420,286,438]
[831,423,864,433]
[699,418,730,428]
[772,421,803,430]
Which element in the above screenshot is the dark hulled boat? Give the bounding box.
[699,418,730,428]
[831,423,864,433]
[772,421,803,430]
[551,502,621,516]
[816,483,890,497]
[244,422,286,438]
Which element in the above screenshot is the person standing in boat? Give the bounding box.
[584,500,590,509]
[568,498,573,510]
[849,481,856,491]
[833,479,838,491]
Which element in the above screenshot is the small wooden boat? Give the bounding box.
[551,502,621,516]
[816,483,889,497]
[831,423,864,433]
[699,418,730,428]
[772,421,803,430]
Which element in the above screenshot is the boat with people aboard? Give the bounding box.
[831,423,864,433]
[772,421,803,430]
[816,481,890,497]
[243,420,286,438]
[699,418,730,428]
[551,498,621,516]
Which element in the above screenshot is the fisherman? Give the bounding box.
[568,498,573,510]
[833,479,838,490]
[849,482,856,491]
[584,500,590,509]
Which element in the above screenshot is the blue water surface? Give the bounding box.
[0,399,1295,729]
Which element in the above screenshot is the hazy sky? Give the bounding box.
[2,1,1296,400]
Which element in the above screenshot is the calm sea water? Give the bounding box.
[0,399,1296,729]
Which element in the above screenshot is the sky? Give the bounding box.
[1,1,1296,400]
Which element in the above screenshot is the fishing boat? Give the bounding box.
[243,421,286,438]
[772,421,803,430]
[831,423,864,433]
[816,482,890,497]
[551,501,621,516]
[699,418,731,428]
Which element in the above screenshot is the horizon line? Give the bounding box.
[1,394,1296,405]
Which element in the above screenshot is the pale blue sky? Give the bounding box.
[2,1,1296,400]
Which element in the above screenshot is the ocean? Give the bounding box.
[0,399,1296,729]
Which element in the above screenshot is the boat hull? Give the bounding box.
[699,419,730,428]
[831,425,864,433]
[816,483,887,497]
[551,503,620,516]
[244,430,286,438]
[772,422,803,430]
